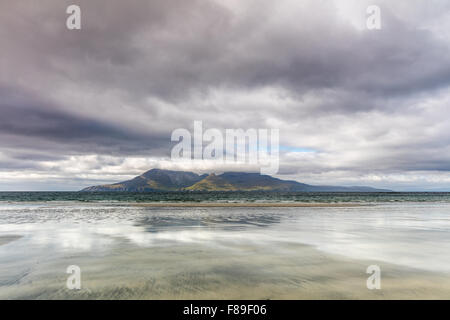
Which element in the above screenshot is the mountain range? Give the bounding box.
[81,169,391,192]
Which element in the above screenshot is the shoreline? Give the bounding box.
[131,202,363,207]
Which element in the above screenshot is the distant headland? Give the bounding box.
[81,169,391,192]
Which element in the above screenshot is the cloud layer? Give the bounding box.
[1,0,450,190]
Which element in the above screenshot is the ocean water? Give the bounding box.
[0,191,449,203]
[0,192,450,299]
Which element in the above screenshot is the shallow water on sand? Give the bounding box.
[0,202,450,299]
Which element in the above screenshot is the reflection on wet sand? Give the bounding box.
[134,209,283,232]
[1,203,450,299]
[0,235,22,246]
[2,243,450,299]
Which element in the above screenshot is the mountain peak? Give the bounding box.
[81,169,391,192]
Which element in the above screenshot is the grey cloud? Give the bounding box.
[0,86,170,156]
[1,0,450,190]
[5,0,449,105]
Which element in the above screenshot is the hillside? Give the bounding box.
[81,169,391,192]
[82,169,207,192]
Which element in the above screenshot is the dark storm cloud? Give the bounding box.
[0,86,169,156]
[3,0,449,105]
[5,0,449,106]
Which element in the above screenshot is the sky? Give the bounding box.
[1,0,450,191]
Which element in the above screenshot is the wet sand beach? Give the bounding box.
[1,201,450,299]
[1,243,450,299]
[0,235,22,246]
